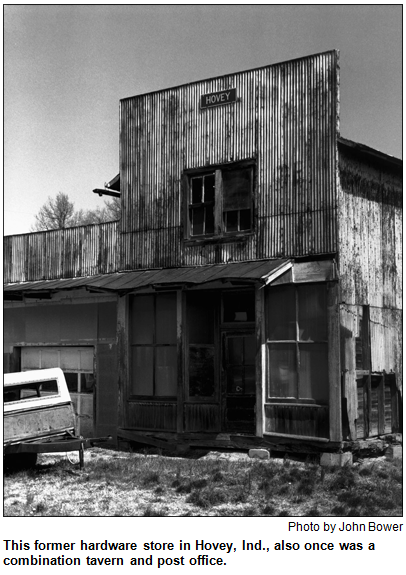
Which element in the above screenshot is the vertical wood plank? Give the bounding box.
[176,289,184,434]
[117,295,130,430]
[255,287,266,437]
[327,281,341,441]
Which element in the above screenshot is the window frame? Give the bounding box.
[183,161,255,241]
[265,283,329,405]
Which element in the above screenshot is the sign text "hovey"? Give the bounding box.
[201,88,237,109]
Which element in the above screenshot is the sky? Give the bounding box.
[3,5,403,236]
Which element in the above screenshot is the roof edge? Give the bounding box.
[338,136,402,166]
[120,50,339,102]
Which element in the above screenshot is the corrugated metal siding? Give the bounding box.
[120,51,339,269]
[4,222,119,283]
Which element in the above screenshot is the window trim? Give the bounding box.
[183,160,255,241]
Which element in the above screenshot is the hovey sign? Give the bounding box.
[201,88,237,109]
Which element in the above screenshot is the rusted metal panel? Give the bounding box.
[4,222,119,283]
[120,51,339,269]
[4,259,290,296]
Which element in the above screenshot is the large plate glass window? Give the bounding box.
[131,293,177,397]
[266,284,328,404]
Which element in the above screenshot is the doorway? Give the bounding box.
[222,331,256,433]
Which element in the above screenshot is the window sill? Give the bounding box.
[184,232,254,247]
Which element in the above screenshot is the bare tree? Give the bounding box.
[104,197,121,221]
[31,192,121,232]
[31,192,76,231]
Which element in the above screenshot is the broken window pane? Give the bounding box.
[204,174,215,202]
[224,210,238,232]
[239,209,251,231]
[190,206,204,236]
[191,177,202,204]
[205,206,215,234]
[187,166,252,237]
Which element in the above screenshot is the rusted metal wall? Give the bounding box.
[338,146,402,389]
[120,51,339,269]
[4,222,120,283]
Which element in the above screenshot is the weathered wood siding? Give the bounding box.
[338,145,402,391]
[338,146,402,309]
[120,51,339,269]
[4,222,119,283]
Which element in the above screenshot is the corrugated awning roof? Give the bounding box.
[4,259,291,297]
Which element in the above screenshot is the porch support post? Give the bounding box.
[117,295,130,430]
[327,281,341,442]
[255,286,266,437]
[176,289,184,434]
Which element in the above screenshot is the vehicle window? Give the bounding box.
[4,379,59,403]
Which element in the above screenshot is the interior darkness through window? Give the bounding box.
[188,165,253,237]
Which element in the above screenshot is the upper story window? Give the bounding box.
[185,163,254,239]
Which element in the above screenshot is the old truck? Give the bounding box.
[4,368,108,469]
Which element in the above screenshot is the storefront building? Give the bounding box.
[4,50,402,452]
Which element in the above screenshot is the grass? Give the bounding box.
[3,447,402,517]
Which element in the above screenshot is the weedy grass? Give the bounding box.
[3,448,402,517]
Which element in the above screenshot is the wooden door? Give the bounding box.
[222,332,256,433]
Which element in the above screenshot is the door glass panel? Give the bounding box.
[228,366,244,394]
[244,365,256,394]
[228,337,243,364]
[244,336,256,364]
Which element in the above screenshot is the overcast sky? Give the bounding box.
[4,5,402,236]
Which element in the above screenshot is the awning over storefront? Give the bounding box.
[4,259,292,299]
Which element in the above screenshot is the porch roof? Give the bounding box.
[4,259,291,298]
